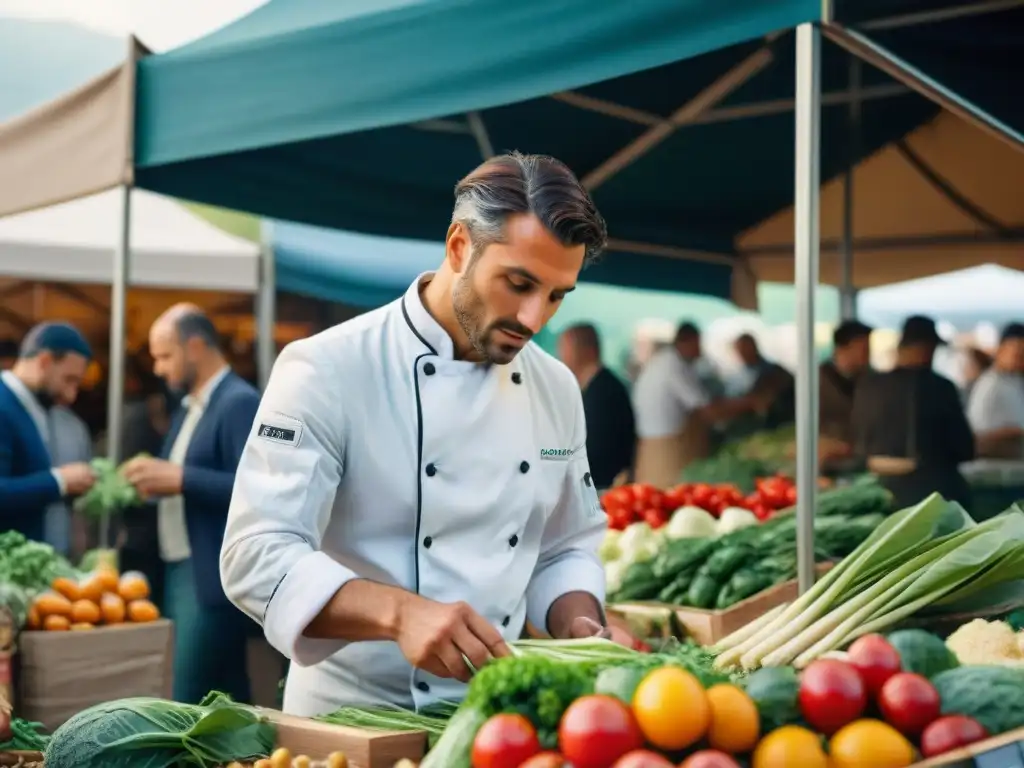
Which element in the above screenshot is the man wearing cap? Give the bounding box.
[967,322,1024,459]
[0,323,97,542]
[851,315,974,508]
[820,320,873,444]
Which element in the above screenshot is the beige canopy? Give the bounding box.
[738,110,1024,287]
[0,38,147,218]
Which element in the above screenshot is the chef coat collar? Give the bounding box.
[401,272,457,359]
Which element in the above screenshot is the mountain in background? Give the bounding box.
[0,17,122,121]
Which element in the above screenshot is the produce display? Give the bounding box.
[0,532,77,627]
[713,494,1024,671]
[600,475,800,530]
[26,567,160,631]
[224,750,352,767]
[603,482,892,609]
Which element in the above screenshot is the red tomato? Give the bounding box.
[717,485,742,505]
[690,483,713,506]
[920,715,989,758]
[610,750,675,768]
[679,750,742,768]
[608,507,632,530]
[648,490,665,511]
[517,752,569,768]
[606,487,633,508]
[643,508,666,529]
[784,485,798,505]
[472,713,541,768]
[878,672,941,738]
[743,492,761,509]
[558,695,644,768]
[798,659,867,735]
[632,484,657,505]
[662,486,686,512]
[752,504,771,521]
[704,493,723,516]
[846,634,902,697]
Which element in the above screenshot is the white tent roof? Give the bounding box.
[0,187,259,292]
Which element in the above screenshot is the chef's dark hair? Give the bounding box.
[19,322,92,361]
[174,310,221,350]
[452,151,607,264]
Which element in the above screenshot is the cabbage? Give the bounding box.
[605,559,629,593]
[717,507,758,535]
[45,693,274,768]
[665,506,718,540]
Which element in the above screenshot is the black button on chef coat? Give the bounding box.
[425,463,437,477]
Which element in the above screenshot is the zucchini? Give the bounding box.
[686,573,720,609]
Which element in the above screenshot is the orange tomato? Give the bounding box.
[43,614,70,631]
[829,720,914,768]
[632,667,709,750]
[706,684,760,753]
[51,576,81,601]
[100,592,127,624]
[33,591,72,617]
[118,571,151,602]
[127,599,160,623]
[752,726,829,768]
[70,599,101,625]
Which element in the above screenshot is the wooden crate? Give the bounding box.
[266,710,427,768]
[912,726,1024,767]
[610,563,833,646]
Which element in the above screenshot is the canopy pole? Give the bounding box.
[839,57,861,320]
[794,22,823,595]
[101,183,131,549]
[256,220,276,390]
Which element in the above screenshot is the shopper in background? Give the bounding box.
[852,315,974,508]
[967,323,1024,459]
[0,323,96,542]
[733,333,796,429]
[46,404,93,555]
[960,347,993,405]
[820,320,873,444]
[558,323,635,488]
[122,304,259,705]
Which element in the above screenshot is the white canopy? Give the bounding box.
[0,187,259,292]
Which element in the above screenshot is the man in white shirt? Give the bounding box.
[222,152,613,715]
[968,322,1024,459]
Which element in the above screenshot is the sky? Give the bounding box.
[0,0,267,51]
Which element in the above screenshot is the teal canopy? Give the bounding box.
[134,0,1018,301]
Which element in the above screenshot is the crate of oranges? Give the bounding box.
[17,566,173,729]
[26,567,160,632]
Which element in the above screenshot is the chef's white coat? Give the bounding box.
[221,274,607,716]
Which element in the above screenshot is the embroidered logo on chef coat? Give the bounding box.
[256,413,303,447]
[540,447,575,461]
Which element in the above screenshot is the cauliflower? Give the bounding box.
[946,619,1024,666]
[717,507,758,535]
[664,506,717,540]
[617,522,663,564]
[605,559,629,594]
[598,529,622,564]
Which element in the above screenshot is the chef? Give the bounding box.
[222,152,613,715]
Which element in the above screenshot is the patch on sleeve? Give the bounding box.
[579,471,603,519]
[256,413,303,447]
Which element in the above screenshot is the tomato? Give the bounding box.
[471,713,541,768]
[752,725,829,768]
[558,695,643,768]
[758,478,789,508]
[877,672,941,738]
[517,752,568,768]
[690,483,713,506]
[798,659,867,735]
[648,490,664,511]
[642,508,666,529]
[610,750,674,768]
[743,492,761,509]
[752,504,771,521]
[606,487,633,508]
[846,634,902,697]
[704,493,723,516]
[705,683,760,753]
[784,485,797,505]
[920,715,989,758]
[632,667,709,750]
[662,486,687,512]
[829,719,914,768]
[679,751,742,768]
[608,506,632,530]
[717,484,742,505]
[632,484,657,506]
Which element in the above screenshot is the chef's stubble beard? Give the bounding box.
[452,254,518,365]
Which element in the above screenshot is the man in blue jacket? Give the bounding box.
[123,304,260,705]
[0,323,96,542]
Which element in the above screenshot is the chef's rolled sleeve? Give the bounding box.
[527,389,608,633]
[220,339,354,667]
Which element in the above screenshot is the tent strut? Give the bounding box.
[582,35,780,190]
[859,0,1024,31]
[467,112,495,160]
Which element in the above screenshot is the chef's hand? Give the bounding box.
[121,456,184,498]
[395,595,512,683]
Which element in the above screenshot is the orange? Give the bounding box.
[830,720,914,768]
